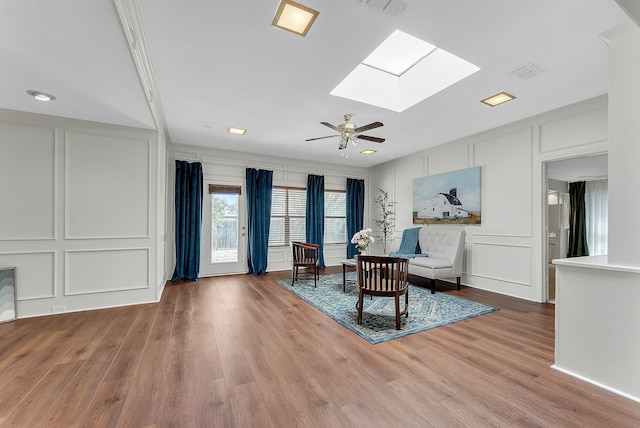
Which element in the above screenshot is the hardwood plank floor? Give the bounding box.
[1,266,639,427]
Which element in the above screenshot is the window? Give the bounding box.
[269,187,346,246]
[324,190,346,244]
[269,187,306,246]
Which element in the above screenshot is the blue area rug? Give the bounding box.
[276,272,499,344]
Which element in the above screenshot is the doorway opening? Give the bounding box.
[211,192,240,264]
[200,183,246,276]
[546,189,569,303]
[544,153,608,303]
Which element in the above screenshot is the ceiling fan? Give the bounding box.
[305,114,385,150]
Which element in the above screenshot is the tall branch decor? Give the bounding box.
[373,187,396,254]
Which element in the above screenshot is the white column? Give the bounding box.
[602,23,640,266]
[552,22,640,404]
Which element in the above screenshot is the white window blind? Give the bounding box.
[324,190,346,244]
[268,187,346,246]
[269,187,306,246]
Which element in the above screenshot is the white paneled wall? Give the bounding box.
[369,95,608,302]
[368,164,397,253]
[474,128,533,237]
[1,252,56,300]
[65,131,150,239]
[427,145,469,175]
[0,123,56,240]
[0,109,163,318]
[471,242,532,286]
[65,248,150,295]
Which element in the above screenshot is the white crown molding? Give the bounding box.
[112,0,169,140]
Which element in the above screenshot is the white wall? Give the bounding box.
[157,129,169,300]
[550,23,640,403]
[554,258,640,402]
[605,24,640,266]
[369,95,608,302]
[169,144,368,273]
[0,109,164,318]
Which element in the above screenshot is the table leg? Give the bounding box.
[343,263,346,292]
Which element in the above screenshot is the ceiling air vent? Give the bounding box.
[510,63,545,80]
[361,0,407,16]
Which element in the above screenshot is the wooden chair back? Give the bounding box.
[356,255,409,329]
[291,241,318,264]
[356,255,409,295]
[291,241,319,286]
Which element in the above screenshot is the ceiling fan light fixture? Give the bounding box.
[307,113,384,151]
[361,149,376,155]
[227,127,246,135]
[339,134,349,149]
[272,0,319,37]
[481,91,516,107]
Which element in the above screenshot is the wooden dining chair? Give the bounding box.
[291,241,319,287]
[356,255,409,330]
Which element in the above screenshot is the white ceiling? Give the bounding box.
[1,0,634,167]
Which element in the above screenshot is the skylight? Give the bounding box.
[330,30,480,112]
[361,30,436,76]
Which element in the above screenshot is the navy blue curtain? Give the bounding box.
[346,178,365,258]
[246,168,273,275]
[172,160,203,282]
[306,174,325,268]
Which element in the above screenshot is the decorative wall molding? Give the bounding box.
[0,251,56,300]
[539,104,608,154]
[0,122,57,241]
[470,242,532,286]
[173,145,368,180]
[65,130,151,239]
[0,109,161,318]
[64,247,150,295]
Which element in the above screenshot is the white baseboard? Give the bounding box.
[551,364,640,404]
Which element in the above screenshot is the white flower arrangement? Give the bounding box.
[351,228,375,252]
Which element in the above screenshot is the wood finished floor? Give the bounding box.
[1,266,639,427]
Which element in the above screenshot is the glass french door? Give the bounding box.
[199,182,246,276]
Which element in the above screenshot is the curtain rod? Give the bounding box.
[173,154,367,180]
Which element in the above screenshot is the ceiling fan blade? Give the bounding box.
[354,121,383,133]
[357,134,385,143]
[320,121,340,132]
[305,134,339,141]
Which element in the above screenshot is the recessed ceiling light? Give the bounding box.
[481,91,516,107]
[361,149,377,155]
[227,127,246,135]
[272,0,319,37]
[26,90,56,102]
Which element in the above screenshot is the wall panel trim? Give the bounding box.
[64,247,150,295]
